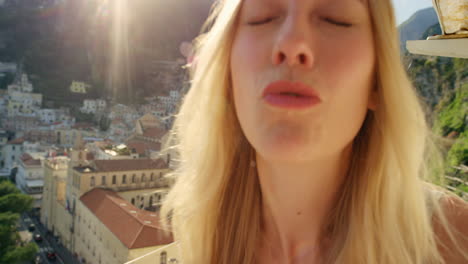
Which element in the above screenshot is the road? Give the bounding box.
[19,214,65,264]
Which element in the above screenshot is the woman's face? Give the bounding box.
[230,0,377,163]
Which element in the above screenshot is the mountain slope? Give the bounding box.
[398,7,438,49]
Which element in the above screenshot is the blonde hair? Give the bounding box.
[160,0,468,263]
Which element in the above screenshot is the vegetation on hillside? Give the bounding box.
[406,51,468,197]
[0,179,38,264]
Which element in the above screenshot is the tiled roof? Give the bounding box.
[80,188,173,249]
[7,137,25,145]
[126,140,161,155]
[72,122,94,130]
[20,153,41,166]
[142,127,166,139]
[93,158,167,172]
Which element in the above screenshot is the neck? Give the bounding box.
[256,144,352,262]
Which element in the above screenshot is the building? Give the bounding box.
[41,156,73,249]
[108,118,133,142]
[0,90,8,114]
[0,62,17,73]
[109,104,140,126]
[23,129,57,145]
[124,114,167,158]
[80,99,107,114]
[54,124,101,147]
[69,81,90,94]
[16,153,44,208]
[39,133,177,263]
[5,75,40,117]
[7,91,43,117]
[69,158,171,206]
[87,141,139,160]
[3,115,40,131]
[37,108,74,125]
[0,130,9,169]
[1,137,24,172]
[75,188,174,264]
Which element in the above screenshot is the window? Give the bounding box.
[131,198,135,205]
[160,251,167,264]
[90,176,95,187]
[101,176,106,185]
[132,174,136,183]
[150,173,154,181]
[122,174,127,184]
[112,175,116,185]
[142,174,146,182]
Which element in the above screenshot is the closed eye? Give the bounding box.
[247,17,276,26]
[323,17,353,28]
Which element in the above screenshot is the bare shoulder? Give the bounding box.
[434,195,468,264]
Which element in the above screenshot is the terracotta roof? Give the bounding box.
[80,188,173,249]
[126,140,161,155]
[93,158,167,172]
[20,153,41,166]
[72,122,94,129]
[142,127,166,139]
[7,137,24,145]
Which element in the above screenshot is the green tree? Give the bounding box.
[0,181,38,264]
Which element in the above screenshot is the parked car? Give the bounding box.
[46,251,57,261]
[33,233,42,242]
[28,224,35,231]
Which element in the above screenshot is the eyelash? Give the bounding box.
[247,17,276,26]
[247,17,353,28]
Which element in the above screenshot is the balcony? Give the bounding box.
[407,1,468,59]
[407,37,468,59]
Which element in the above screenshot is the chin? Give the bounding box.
[252,136,320,163]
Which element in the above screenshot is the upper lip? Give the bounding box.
[262,80,321,99]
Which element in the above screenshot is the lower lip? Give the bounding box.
[263,94,321,109]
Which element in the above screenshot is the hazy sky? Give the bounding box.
[392,0,434,25]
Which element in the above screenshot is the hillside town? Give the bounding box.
[0,68,184,263]
[0,0,467,263]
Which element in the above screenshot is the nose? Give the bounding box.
[272,19,314,68]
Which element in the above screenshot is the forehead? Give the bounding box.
[242,0,368,7]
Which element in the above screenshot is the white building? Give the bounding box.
[0,62,17,73]
[37,108,74,125]
[0,92,7,114]
[109,104,140,126]
[87,142,139,160]
[1,137,24,172]
[7,91,43,117]
[0,131,8,171]
[16,152,45,208]
[80,99,107,114]
[19,74,33,93]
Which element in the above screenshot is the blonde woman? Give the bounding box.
[160,0,468,263]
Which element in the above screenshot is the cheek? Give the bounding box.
[321,33,375,139]
[230,33,265,111]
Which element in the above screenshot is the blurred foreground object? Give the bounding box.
[406,1,468,58]
[430,0,468,38]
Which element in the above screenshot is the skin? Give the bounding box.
[230,0,377,262]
